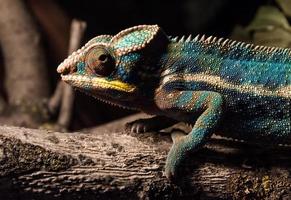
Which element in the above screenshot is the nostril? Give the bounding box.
[57,64,77,75]
[72,66,77,73]
[57,65,69,75]
[62,67,70,75]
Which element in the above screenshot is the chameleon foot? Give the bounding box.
[125,116,177,133]
[165,134,189,180]
[125,118,152,133]
[164,129,189,180]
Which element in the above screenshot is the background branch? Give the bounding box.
[0,0,49,105]
[48,19,87,130]
[26,0,70,62]
[58,20,86,129]
[0,97,5,114]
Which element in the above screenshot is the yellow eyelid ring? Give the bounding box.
[61,75,136,93]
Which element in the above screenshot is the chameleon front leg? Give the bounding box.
[126,115,177,133]
[156,90,224,179]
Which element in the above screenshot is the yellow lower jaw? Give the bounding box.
[92,77,136,92]
[62,75,136,92]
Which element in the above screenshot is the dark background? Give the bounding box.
[59,0,264,39]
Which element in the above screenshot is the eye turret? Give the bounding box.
[86,46,115,76]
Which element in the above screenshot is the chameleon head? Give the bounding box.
[57,24,168,103]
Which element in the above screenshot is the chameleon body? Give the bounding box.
[57,25,291,179]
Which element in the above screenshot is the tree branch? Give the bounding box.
[47,19,87,130]
[0,0,49,105]
[26,0,70,62]
[0,114,290,200]
[0,96,5,114]
[57,20,86,129]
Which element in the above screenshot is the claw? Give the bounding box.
[126,120,148,133]
[131,126,135,133]
[171,129,186,143]
[165,169,174,180]
[136,125,142,133]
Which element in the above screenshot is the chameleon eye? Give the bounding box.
[86,46,115,76]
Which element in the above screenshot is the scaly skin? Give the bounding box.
[57,25,291,180]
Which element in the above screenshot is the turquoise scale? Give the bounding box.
[164,39,291,89]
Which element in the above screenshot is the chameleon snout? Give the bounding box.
[57,62,77,75]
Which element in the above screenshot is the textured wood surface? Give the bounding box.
[0,114,290,200]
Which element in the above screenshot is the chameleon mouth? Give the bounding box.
[61,74,136,93]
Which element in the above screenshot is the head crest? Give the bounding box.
[110,25,162,56]
[84,35,113,47]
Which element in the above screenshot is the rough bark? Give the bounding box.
[0,0,49,105]
[0,114,290,200]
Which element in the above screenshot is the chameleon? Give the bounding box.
[57,24,291,180]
